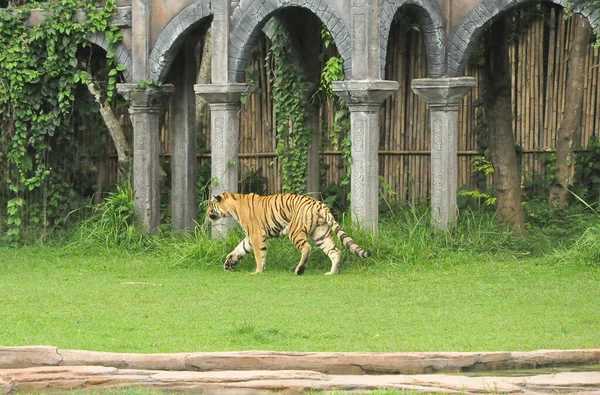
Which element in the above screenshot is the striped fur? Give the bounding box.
[206,193,371,275]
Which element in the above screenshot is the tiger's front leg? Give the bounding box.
[250,235,267,273]
[224,237,253,271]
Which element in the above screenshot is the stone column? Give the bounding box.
[131,0,149,81]
[332,80,398,233]
[194,83,253,237]
[411,77,476,229]
[116,83,174,234]
[170,40,197,232]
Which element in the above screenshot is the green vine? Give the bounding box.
[0,0,122,241]
[267,23,311,194]
[318,25,350,187]
[134,78,162,91]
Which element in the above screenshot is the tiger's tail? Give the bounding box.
[321,207,371,258]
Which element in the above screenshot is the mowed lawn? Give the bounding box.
[1,244,599,353]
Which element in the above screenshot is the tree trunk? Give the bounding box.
[85,70,130,168]
[86,71,168,192]
[549,13,590,208]
[85,70,131,198]
[482,18,527,236]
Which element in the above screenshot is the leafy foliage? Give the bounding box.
[71,181,143,248]
[573,136,600,206]
[267,23,311,194]
[458,156,497,210]
[0,0,121,242]
[316,24,351,210]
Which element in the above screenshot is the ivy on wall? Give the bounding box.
[0,0,122,241]
[265,22,350,198]
[316,24,350,211]
[318,25,350,186]
[267,22,311,195]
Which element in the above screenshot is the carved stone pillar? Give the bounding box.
[194,83,253,237]
[332,80,398,233]
[411,77,476,229]
[117,83,174,234]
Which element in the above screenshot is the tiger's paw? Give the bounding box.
[224,255,239,271]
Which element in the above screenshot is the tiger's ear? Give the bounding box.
[214,195,223,202]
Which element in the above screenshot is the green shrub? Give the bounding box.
[70,181,144,249]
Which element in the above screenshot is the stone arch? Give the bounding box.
[148,1,212,82]
[228,0,352,83]
[447,0,600,76]
[380,0,445,78]
[87,32,133,82]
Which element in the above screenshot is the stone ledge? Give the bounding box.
[1,347,599,375]
[1,366,600,394]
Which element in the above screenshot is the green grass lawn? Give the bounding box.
[2,234,599,354]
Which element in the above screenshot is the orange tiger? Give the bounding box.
[206,193,371,275]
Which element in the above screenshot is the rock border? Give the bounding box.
[2,365,600,394]
[2,346,600,374]
[1,347,600,393]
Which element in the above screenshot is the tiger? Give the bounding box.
[206,192,371,275]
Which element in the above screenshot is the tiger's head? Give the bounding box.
[206,194,232,221]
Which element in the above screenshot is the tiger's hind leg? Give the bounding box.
[224,237,253,271]
[312,224,342,275]
[290,228,311,275]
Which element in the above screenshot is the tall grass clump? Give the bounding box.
[64,185,599,273]
[372,202,521,269]
[69,182,146,250]
[148,226,244,269]
[552,194,600,265]
[560,223,600,264]
[67,183,242,268]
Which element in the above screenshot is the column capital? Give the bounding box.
[117,83,174,113]
[193,83,255,104]
[411,77,476,108]
[332,80,399,111]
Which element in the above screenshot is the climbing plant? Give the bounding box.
[316,24,350,209]
[318,25,350,170]
[267,23,311,194]
[0,0,122,242]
